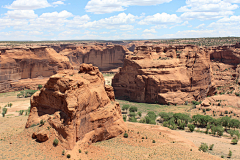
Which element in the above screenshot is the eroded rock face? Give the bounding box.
[25,63,126,150]
[0,47,72,92]
[112,45,214,104]
[59,44,130,71]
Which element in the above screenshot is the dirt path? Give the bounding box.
[178,130,240,159]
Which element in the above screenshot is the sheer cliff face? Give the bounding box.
[59,45,130,71]
[0,47,72,92]
[112,45,213,105]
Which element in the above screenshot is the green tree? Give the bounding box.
[229,119,240,130]
[129,106,138,112]
[122,105,130,112]
[187,124,195,132]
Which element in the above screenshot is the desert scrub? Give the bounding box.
[53,138,59,146]
[187,124,195,132]
[209,144,214,150]
[67,154,71,158]
[122,115,127,122]
[198,143,208,152]
[79,149,81,153]
[228,150,232,158]
[231,138,238,144]
[62,150,65,155]
[152,140,156,143]
[85,151,88,154]
[123,132,128,138]
[40,119,45,125]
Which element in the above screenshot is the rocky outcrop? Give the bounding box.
[0,47,72,92]
[59,44,130,71]
[25,64,126,150]
[112,45,214,104]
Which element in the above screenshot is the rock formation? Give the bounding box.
[112,45,214,104]
[0,44,130,93]
[0,46,72,92]
[59,44,130,71]
[25,63,126,150]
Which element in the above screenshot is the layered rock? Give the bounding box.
[59,44,130,71]
[0,47,72,92]
[25,64,126,150]
[112,45,214,104]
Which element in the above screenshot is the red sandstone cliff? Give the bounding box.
[25,64,126,150]
[112,45,214,104]
[59,44,130,71]
[0,47,72,92]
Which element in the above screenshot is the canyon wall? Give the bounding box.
[0,47,71,92]
[0,44,129,92]
[112,45,214,104]
[59,44,130,71]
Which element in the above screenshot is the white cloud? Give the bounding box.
[28,31,43,35]
[78,13,138,29]
[178,0,239,20]
[143,28,157,33]
[139,13,181,25]
[52,1,64,5]
[5,0,51,10]
[0,18,28,30]
[85,0,172,14]
[119,25,134,30]
[5,10,37,19]
[161,29,235,38]
[195,23,205,29]
[40,10,73,18]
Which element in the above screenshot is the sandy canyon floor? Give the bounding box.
[0,91,239,160]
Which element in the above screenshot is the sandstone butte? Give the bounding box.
[0,44,130,92]
[25,63,126,150]
[112,43,240,105]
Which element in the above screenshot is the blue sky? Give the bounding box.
[0,0,240,41]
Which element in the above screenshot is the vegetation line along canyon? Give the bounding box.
[1,38,240,160]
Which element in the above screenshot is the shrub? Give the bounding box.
[221,155,224,158]
[122,105,130,111]
[129,112,136,117]
[228,150,232,158]
[19,110,24,115]
[85,151,88,154]
[129,116,137,122]
[38,84,43,90]
[225,110,229,114]
[137,111,142,117]
[231,138,238,144]
[79,149,81,153]
[192,101,201,105]
[179,122,185,130]
[62,150,65,155]
[209,144,214,150]
[40,119,45,125]
[187,124,195,132]
[202,109,206,113]
[206,108,211,111]
[129,106,138,112]
[227,129,235,138]
[123,132,128,138]
[198,143,208,152]
[53,138,59,146]
[152,140,155,143]
[67,154,71,158]
[30,124,38,127]
[216,126,224,137]
[123,115,127,122]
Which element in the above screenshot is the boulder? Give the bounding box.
[26,63,126,149]
[33,130,49,142]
